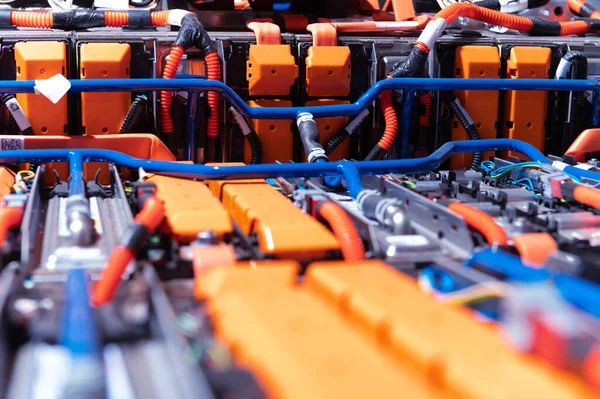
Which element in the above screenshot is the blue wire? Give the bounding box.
[511,178,535,191]
[489,162,541,178]
[480,160,496,172]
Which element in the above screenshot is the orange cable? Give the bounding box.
[160,45,184,135]
[377,90,398,151]
[573,184,600,210]
[513,233,558,267]
[565,129,600,162]
[206,52,222,139]
[447,202,509,246]
[319,201,365,261]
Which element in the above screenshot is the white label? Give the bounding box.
[555,58,573,80]
[58,198,68,237]
[34,74,71,104]
[574,163,596,170]
[168,10,193,27]
[4,97,31,131]
[0,136,24,151]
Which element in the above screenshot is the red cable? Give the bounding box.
[319,201,365,261]
[91,197,165,307]
[205,52,222,139]
[160,45,185,135]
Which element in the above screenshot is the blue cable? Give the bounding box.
[0,78,597,120]
[480,160,496,172]
[511,178,535,191]
[0,139,553,199]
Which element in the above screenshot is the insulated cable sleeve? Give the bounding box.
[375,90,398,152]
[573,184,600,209]
[565,129,600,161]
[120,95,147,134]
[246,131,263,164]
[443,92,482,170]
[159,45,184,138]
[10,11,53,28]
[318,201,365,261]
[567,0,600,18]
[447,202,509,246]
[91,196,164,307]
[324,109,370,155]
[205,52,222,140]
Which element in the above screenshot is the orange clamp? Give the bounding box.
[513,233,558,267]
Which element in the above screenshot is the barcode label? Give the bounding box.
[0,136,24,151]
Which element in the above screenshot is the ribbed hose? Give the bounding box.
[205,52,221,139]
[366,90,398,160]
[319,201,365,261]
[435,3,533,30]
[567,0,600,18]
[120,95,147,134]
[150,10,171,26]
[443,93,482,170]
[246,131,263,164]
[160,45,184,135]
[104,11,128,27]
[10,11,53,28]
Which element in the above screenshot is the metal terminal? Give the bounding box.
[195,230,218,247]
[65,195,96,247]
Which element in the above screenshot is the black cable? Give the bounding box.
[325,109,369,156]
[120,94,147,134]
[443,92,482,170]
[246,131,263,164]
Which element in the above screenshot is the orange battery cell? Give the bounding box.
[504,46,551,156]
[0,167,14,197]
[145,174,233,242]
[216,180,339,258]
[246,45,298,96]
[195,265,446,399]
[304,261,598,399]
[305,99,350,161]
[246,100,294,164]
[80,43,131,135]
[305,46,351,97]
[15,41,68,136]
[452,46,500,169]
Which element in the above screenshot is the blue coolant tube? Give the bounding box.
[0,78,597,120]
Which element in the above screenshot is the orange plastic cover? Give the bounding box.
[513,232,558,267]
[146,174,233,242]
[247,45,298,96]
[0,167,14,197]
[80,43,131,135]
[246,100,294,164]
[195,265,447,399]
[505,46,551,156]
[304,261,596,399]
[15,41,68,136]
[217,181,339,258]
[452,46,500,169]
[305,46,351,97]
[305,99,350,161]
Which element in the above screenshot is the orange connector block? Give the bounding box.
[209,180,339,259]
[145,174,232,242]
[305,99,350,161]
[247,45,298,96]
[246,100,294,164]
[504,46,551,156]
[80,43,131,135]
[15,41,68,136]
[305,46,351,97]
[452,46,500,169]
